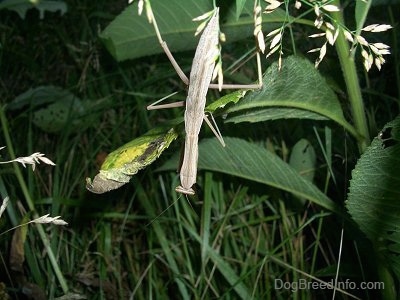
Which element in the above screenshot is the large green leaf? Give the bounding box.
[228,107,329,121]
[346,115,400,278]
[0,0,67,19]
[6,86,86,133]
[224,56,359,138]
[160,137,342,215]
[99,0,285,61]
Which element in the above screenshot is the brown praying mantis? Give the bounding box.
[145,4,263,195]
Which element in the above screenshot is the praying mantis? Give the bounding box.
[146,5,263,195]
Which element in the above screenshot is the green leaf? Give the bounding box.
[86,127,178,194]
[0,0,67,19]
[235,0,247,20]
[99,0,284,61]
[372,0,400,4]
[354,0,397,33]
[205,90,248,113]
[6,86,85,133]
[289,139,316,183]
[178,219,252,299]
[346,115,400,278]
[225,56,358,138]
[227,107,329,122]
[160,137,342,214]
[355,0,371,33]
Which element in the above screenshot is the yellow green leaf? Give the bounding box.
[86,127,177,194]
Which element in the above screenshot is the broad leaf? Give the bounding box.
[225,56,358,138]
[0,0,67,19]
[99,0,285,61]
[346,115,400,278]
[160,137,342,214]
[6,86,86,133]
[227,107,328,122]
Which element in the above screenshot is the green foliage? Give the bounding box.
[160,137,342,214]
[86,127,178,193]
[289,138,316,183]
[0,0,399,299]
[355,0,372,32]
[99,0,285,61]
[6,86,87,133]
[347,115,400,278]
[0,0,67,19]
[225,56,357,138]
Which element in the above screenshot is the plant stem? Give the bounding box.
[331,0,370,152]
[0,105,69,294]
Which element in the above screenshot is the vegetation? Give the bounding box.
[0,0,399,299]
